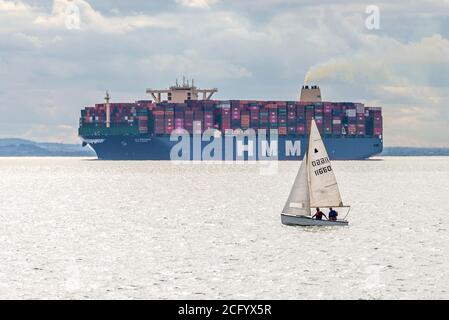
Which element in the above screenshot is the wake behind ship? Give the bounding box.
[78,80,383,160]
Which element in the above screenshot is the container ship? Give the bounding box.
[78,80,383,160]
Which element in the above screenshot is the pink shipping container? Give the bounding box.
[357,114,365,124]
[269,110,277,123]
[348,124,356,135]
[232,107,241,120]
[175,119,184,129]
[357,124,365,135]
[251,109,259,120]
[296,125,306,135]
[204,111,213,129]
[221,108,231,120]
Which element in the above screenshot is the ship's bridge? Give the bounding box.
[146,78,218,103]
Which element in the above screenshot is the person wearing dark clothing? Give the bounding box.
[328,208,338,221]
[312,208,327,220]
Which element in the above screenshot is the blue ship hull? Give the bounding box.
[82,135,383,160]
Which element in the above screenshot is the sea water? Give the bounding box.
[0,157,448,299]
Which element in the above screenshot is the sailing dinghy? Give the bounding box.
[281,119,350,227]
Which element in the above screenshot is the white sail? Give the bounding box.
[307,120,343,207]
[282,153,311,216]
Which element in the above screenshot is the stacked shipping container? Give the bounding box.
[79,100,383,138]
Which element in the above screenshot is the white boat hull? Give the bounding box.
[281,214,349,227]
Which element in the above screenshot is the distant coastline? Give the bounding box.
[381,147,449,157]
[0,139,96,157]
[0,138,448,157]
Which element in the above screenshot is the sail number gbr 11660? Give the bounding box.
[311,157,332,176]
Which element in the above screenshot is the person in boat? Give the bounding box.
[328,208,338,221]
[312,208,327,220]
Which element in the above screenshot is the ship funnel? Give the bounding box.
[300,84,321,102]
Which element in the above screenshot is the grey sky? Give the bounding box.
[0,0,448,146]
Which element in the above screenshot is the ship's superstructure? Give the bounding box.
[146,78,217,103]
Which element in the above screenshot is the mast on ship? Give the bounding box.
[105,91,111,128]
[146,78,218,103]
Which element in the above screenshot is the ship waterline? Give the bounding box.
[84,134,383,161]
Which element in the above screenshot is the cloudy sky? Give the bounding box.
[1,0,448,146]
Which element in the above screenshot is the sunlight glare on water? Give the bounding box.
[0,157,448,299]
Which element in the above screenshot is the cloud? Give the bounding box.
[302,33,449,147]
[305,34,449,86]
[21,124,80,143]
[0,32,42,50]
[1,0,449,147]
[140,49,252,80]
[32,0,177,34]
[176,0,217,9]
[0,0,31,12]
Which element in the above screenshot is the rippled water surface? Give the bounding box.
[0,157,448,299]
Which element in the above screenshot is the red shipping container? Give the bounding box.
[374,128,383,136]
[348,124,356,135]
[241,114,250,128]
[221,123,231,131]
[155,126,165,134]
[221,108,231,122]
[250,109,259,121]
[276,101,287,107]
[278,127,287,135]
[357,124,365,135]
